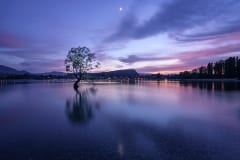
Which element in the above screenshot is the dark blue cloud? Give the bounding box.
[107,0,240,42]
[119,55,171,64]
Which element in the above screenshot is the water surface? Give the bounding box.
[0,80,240,160]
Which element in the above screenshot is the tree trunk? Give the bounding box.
[74,78,81,89]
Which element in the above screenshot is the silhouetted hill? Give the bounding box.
[89,69,139,78]
[0,65,139,79]
[41,71,67,76]
[105,69,139,77]
[0,65,29,75]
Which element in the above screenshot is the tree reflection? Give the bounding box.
[65,86,98,125]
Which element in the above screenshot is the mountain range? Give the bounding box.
[0,65,139,78]
[0,65,29,75]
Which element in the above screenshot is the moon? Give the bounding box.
[119,7,123,11]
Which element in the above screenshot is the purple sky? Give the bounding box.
[1,0,240,73]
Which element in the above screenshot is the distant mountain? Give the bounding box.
[138,73,151,76]
[0,65,139,79]
[0,65,29,75]
[105,69,139,77]
[41,71,67,76]
[89,69,139,78]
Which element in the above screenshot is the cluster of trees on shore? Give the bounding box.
[179,57,240,79]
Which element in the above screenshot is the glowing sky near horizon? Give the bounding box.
[0,0,240,73]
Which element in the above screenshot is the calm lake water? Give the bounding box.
[0,80,240,160]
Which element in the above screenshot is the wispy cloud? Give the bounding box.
[119,55,171,64]
[136,64,193,73]
[107,0,240,42]
[0,31,66,72]
[0,32,25,48]
[177,43,240,60]
[132,43,240,73]
[19,59,65,73]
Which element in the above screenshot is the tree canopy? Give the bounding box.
[65,46,100,88]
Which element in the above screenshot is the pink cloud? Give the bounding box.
[137,43,240,74]
[0,32,24,48]
[178,43,240,60]
[136,64,194,74]
[209,32,240,44]
[19,59,65,73]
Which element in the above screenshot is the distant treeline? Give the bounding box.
[179,56,240,79]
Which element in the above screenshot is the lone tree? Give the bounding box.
[65,46,100,89]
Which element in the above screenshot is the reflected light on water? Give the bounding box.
[117,142,124,157]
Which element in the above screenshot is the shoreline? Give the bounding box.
[1,78,240,84]
[169,78,240,82]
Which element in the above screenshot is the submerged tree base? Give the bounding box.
[74,79,81,89]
